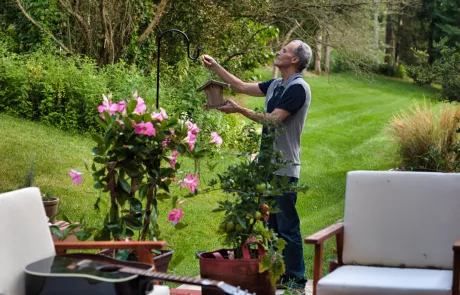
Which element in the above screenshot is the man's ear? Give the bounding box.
[291,56,300,65]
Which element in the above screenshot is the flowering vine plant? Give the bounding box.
[74,92,221,242]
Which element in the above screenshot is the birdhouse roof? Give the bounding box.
[196,79,230,92]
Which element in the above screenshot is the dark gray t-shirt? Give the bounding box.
[258,74,311,178]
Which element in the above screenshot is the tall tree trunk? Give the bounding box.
[394,13,403,70]
[384,12,393,65]
[324,29,331,73]
[374,0,380,65]
[314,33,322,74]
[427,16,436,64]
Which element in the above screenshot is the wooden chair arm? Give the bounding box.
[454,239,460,251]
[305,222,344,245]
[453,238,460,295]
[305,222,344,295]
[54,241,168,265]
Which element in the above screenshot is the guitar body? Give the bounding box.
[25,254,154,295]
[25,254,252,295]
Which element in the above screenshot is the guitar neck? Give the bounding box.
[120,267,220,288]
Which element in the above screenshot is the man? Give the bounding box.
[202,40,312,290]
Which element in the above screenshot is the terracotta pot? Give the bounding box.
[153,250,174,273]
[43,197,59,223]
[199,248,275,295]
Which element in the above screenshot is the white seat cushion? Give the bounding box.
[318,265,452,295]
[0,188,56,295]
[148,285,170,295]
[343,171,460,269]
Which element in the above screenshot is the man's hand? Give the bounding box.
[217,99,241,114]
[202,55,218,70]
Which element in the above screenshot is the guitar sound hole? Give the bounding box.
[98,266,121,272]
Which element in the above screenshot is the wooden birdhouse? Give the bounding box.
[196,79,230,109]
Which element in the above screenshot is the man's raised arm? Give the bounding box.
[202,55,264,97]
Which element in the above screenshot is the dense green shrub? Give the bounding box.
[405,48,437,86]
[437,45,460,102]
[0,44,252,153]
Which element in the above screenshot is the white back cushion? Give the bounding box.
[343,171,460,269]
[0,187,56,295]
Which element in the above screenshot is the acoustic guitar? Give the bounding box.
[25,253,254,295]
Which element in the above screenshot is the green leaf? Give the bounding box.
[159,168,175,178]
[73,231,91,241]
[138,184,148,199]
[95,117,107,130]
[63,224,80,237]
[127,99,137,114]
[94,227,111,241]
[62,214,72,223]
[122,117,133,131]
[236,216,247,229]
[115,249,129,261]
[93,167,106,177]
[93,156,105,164]
[91,134,104,145]
[277,238,287,253]
[122,215,143,230]
[106,222,123,235]
[93,182,104,190]
[49,225,63,241]
[118,177,131,193]
[129,198,142,212]
[103,110,112,122]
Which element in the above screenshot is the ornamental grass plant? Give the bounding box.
[387,100,460,172]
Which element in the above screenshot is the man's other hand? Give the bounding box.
[217,99,240,114]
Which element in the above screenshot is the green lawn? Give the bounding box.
[0,71,440,279]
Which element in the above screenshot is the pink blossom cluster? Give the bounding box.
[167,208,184,224]
[180,173,199,193]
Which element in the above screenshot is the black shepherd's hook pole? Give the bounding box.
[156,29,201,109]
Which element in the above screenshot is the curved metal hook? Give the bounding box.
[156,29,201,109]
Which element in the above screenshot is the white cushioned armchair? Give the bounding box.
[0,187,170,295]
[305,171,460,295]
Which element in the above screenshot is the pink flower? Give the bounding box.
[210,132,223,146]
[98,94,119,116]
[180,173,199,193]
[134,122,156,136]
[168,208,184,224]
[169,151,179,169]
[183,131,196,151]
[135,97,146,114]
[69,169,83,185]
[118,100,127,114]
[186,120,200,135]
[151,108,168,122]
[161,140,169,146]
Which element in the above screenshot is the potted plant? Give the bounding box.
[42,190,60,223]
[19,157,60,223]
[72,92,220,270]
[201,124,308,294]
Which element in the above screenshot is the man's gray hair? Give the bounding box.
[293,40,312,73]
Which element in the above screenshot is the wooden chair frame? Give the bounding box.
[305,223,460,295]
[54,241,167,266]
